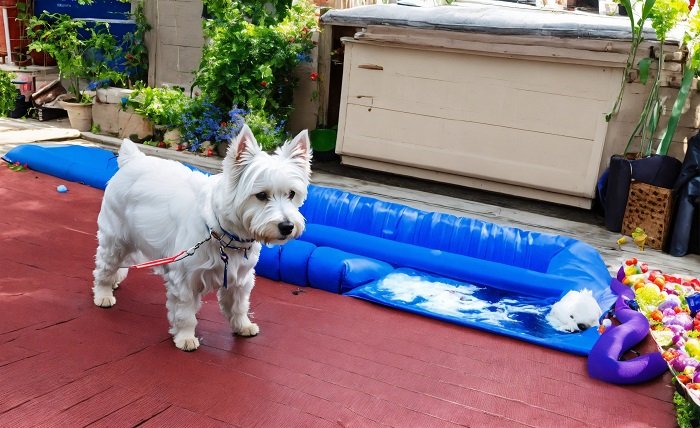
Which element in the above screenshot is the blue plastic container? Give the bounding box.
[34,0,131,20]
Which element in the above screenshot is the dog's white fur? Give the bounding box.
[92,125,311,351]
[546,288,602,333]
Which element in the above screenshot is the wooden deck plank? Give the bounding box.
[31,385,147,428]
[238,288,674,427]
[138,406,235,428]
[85,394,171,428]
[0,378,111,427]
[198,332,505,427]
[0,352,86,415]
[0,342,40,369]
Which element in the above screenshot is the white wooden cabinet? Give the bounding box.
[334,23,632,208]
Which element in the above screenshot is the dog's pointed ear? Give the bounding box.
[226,125,261,163]
[277,129,312,173]
[226,124,261,164]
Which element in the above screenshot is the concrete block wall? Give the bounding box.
[145,0,205,92]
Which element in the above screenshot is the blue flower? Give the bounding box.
[296,53,311,63]
[274,119,286,133]
[86,79,110,91]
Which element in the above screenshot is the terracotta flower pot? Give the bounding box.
[60,100,93,132]
[29,49,55,66]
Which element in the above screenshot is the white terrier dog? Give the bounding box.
[546,288,602,333]
[92,125,311,351]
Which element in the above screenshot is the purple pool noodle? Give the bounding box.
[611,277,635,301]
[587,280,668,384]
[616,266,626,282]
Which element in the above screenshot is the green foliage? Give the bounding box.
[0,70,18,117]
[194,0,317,141]
[649,0,688,41]
[205,0,293,26]
[245,110,287,152]
[684,11,700,69]
[26,12,124,103]
[606,0,657,122]
[126,86,189,129]
[674,391,700,428]
[618,0,700,157]
[654,8,700,156]
[122,1,151,87]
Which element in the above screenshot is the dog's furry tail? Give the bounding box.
[117,139,145,168]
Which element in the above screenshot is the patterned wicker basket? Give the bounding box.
[621,182,674,250]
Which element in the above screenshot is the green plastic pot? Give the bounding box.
[310,128,337,153]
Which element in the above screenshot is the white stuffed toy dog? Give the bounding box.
[547,289,602,333]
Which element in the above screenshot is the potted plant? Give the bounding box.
[308,68,339,159]
[602,0,698,233]
[26,12,124,131]
[124,86,189,146]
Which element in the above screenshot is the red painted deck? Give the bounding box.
[0,166,677,427]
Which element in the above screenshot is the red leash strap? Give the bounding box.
[129,250,187,270]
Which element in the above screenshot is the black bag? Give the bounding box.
[603,154,682,232]
[669,132,700,256]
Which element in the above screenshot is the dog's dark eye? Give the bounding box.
[289,190,295,200]
[570,315,575,319]
[255,192,268,201]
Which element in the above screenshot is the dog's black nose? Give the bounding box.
[278,221,294,236]
[577,323,588,331]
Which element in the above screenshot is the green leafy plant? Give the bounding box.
[194,0,318,138]
[674,390,700,428]
[607,0,657,122]
[622,0,687,157]
[615,0,700,159]
[0,70,18,117]
[26,12,124,103]
[204,0,293,26]
[244,109,287,151]
[126,86,189,130]
[121,1,151,87]
[655,9,700,156]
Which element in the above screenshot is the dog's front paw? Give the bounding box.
[236,323,259,337]
[93,295,116,308]
[174,336,200,352]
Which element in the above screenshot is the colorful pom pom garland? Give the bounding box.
[589,258,700,404]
